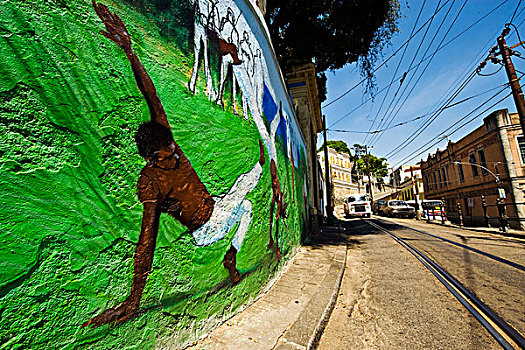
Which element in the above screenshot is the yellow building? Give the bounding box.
[318,147,375,204]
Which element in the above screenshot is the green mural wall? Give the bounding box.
[0,0,309,348]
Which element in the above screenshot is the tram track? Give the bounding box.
[377,218,525,272]
[366,219,525,350]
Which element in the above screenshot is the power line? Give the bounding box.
[321,0,452,109]
[367,0,452,145]
[363,0,428,145]
[393,89,512,166]
[384,71,478,158]
[371,0,469,146]
[507,22,525,51]
[329,83,507,135]
[381,2,512,159]
[327,0,508,129]
[394,92,512,167]
[509,0,523,24]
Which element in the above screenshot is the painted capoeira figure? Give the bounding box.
[83,1,264,328]
[187,0,289,258]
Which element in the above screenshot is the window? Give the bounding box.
[433,172,437,189]
[469,154,478,177]
[458,162,465,182]
[518,135,525,164]
[438,170,442,188]
[477,149,488,175]
[441,168,447,186]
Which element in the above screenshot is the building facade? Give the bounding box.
[318,148,359,204]
[385,164,425,202]
[286,63,324,230]
[420,109,525,229]
[392,164,422,187]
[317,148,384,204]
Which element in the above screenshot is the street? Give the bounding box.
[318,213,525,349]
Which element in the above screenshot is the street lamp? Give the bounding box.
[453,161,501,183]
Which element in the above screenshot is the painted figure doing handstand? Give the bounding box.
[83,1,265,328]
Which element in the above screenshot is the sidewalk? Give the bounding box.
[187,226,347,350]
[412,217,525,239]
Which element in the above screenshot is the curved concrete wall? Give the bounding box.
[0,0,308,348]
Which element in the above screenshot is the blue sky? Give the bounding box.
[319,0,525,169]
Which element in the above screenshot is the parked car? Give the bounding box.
[382,200,416,218]
[372,200,386,215]
[421,200,443,218]
[405,200,443,218]
[344,194,372,218]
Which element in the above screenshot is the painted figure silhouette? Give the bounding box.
[82,1,265,328]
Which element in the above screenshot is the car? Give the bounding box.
[344,194,372,218]
[421,200,444,218]
[382,200,416,218]
[372,200,386,215]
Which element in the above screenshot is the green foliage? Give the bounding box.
[265,0,401,101]
[318,140,352,156]
[356,154,389,181]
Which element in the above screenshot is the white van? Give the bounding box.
[343,194,372,218]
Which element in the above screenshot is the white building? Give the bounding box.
[318,147,380,204]
[392,164,422,188]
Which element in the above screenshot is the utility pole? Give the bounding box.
[391,167,398,198]
[365,145,374,203]
[409,166,421,220]
[322,115,333,217]
[445,136,463,226]
[497,26,525,135]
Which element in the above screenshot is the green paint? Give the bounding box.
[0,0,308,348]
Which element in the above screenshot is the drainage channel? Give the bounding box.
[366,219,525,350]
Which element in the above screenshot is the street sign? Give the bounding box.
[498,188,506,199]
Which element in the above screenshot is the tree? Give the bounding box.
[356,153,389,181]
[265,0,401,101]
[349,144,388,181]
[318,140,352,156]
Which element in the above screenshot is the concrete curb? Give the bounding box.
[274,238,347,350]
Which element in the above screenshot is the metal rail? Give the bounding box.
[367,219,525,350]
[379,220,525,272]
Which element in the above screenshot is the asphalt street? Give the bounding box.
[318,214,524,349]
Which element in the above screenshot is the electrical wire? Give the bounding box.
[321,0,452,109]
[477,64,504,76]
[509,0,523,25]
[381,5,514,160]
[371,0,469,146]
[367,0,452,145]
[329,83,507,135]
[393,89,512,166]
[384,71,478,158]
[383,66,480,159]
[326,0,509,129]
[362,0,427,145]
[506,22,525,50]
